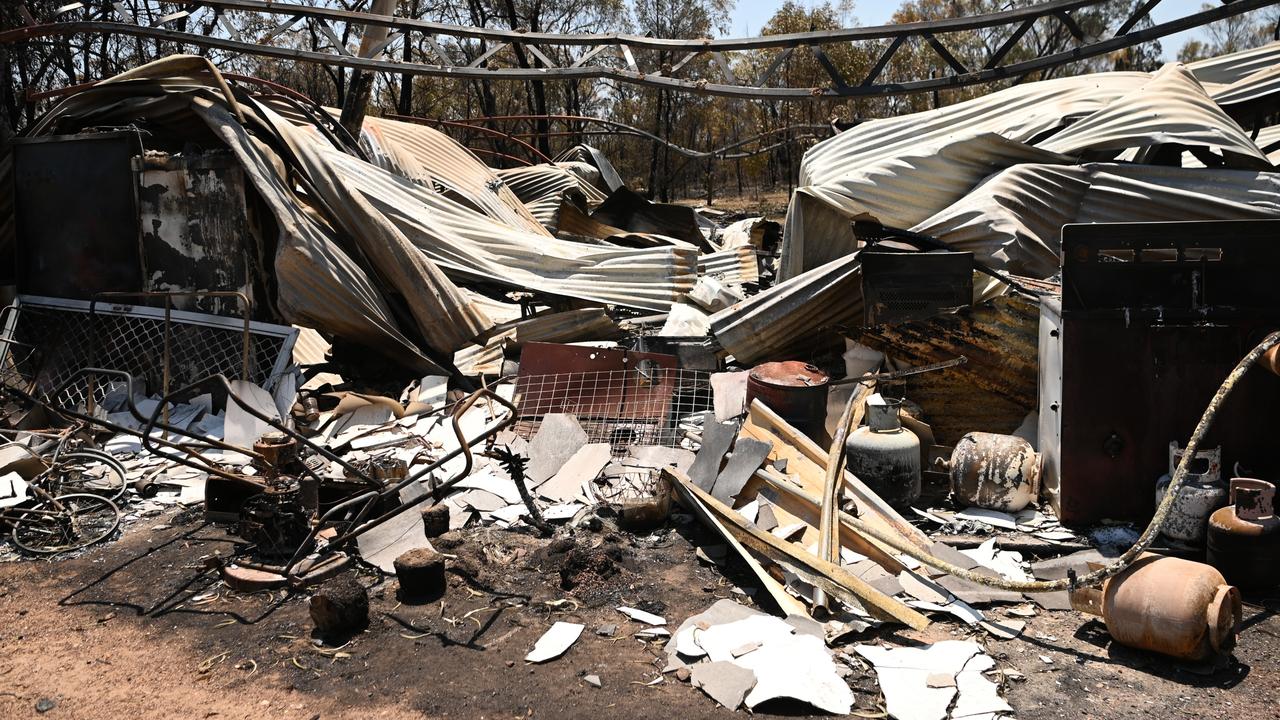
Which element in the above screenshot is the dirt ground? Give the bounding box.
[674,191,792,217]
[1,507,1277,720]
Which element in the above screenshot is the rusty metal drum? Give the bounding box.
[746,361,829,440]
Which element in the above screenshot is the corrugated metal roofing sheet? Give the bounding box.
[698,247,760,286]
[1210,64,1280,107]
[326,148,698,312]
[1187,40,1280,85]
[709,254,861,364]
[1038,64,1268,167]
[784,58,1278,280]
[359,115,551,237]
[910,163,1280,277]
[495,163,607,232]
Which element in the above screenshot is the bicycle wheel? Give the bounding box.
[45,450,128,502]
[10,493,121,554]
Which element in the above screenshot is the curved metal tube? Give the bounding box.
[143,373,374,483]
[36,368,257,483]
[412,113,832,159]
[3,0,1269,100]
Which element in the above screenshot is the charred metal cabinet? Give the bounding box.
[1043,220,1280,525]
[11,132,257,318]
[133,152,255,317]
[11,132,145,297]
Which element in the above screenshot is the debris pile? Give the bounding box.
[4,40,1280,719]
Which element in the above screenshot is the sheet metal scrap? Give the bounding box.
[453,309,622,377]
[853,295,1040,445]
[698,247,760,287]
[709,254,862,365]
[588,187,711,249]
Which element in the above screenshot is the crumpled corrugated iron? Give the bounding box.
[494,162,607,233]
[782,57,1280,281]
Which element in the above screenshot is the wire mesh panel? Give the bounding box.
[0,296,297,409]
[513,367,713,450]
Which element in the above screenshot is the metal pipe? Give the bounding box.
[277,387,516,577]
[4,0,1268,100]
[321,388,516,547]
[392,116,552,164]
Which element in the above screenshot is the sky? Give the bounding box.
[726,0,1215,61]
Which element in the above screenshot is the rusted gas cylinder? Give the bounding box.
[1259,345,1280,377]
[845,399,921,510]
[1154,442,1225,545]
[746,361,829,440]
[1070,555,1241,662]
[1207,478,1280,589]
[948,432,1040,513]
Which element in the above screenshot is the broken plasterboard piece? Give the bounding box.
[978,618,1026,640]
[674,600,851,715]
[354,509,435,573]
[538,443,612,502]
[954,507,1019,530]
[952,652,1014,718]
[669,599,766,663]
[224,380,281,452]
[899,570,953,605]
[737,633,853,714]
[541,502,583,522]
[694,615,799,663]
[690,660,756,710]
[961,538,1033,582]
[417,375,448,407]
[710,371,749,421]
[525,414,589,486]
[617,606,666,626]
[907,598,986,625]
[454,467,523,505]
[623,445,696,474]
[0,472,29,509]
[688,414,739,491]
[855,641,986,720]
[525,622,584,663]
[709,437,772,505]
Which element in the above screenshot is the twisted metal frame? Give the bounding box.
[4,0,1275,100]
